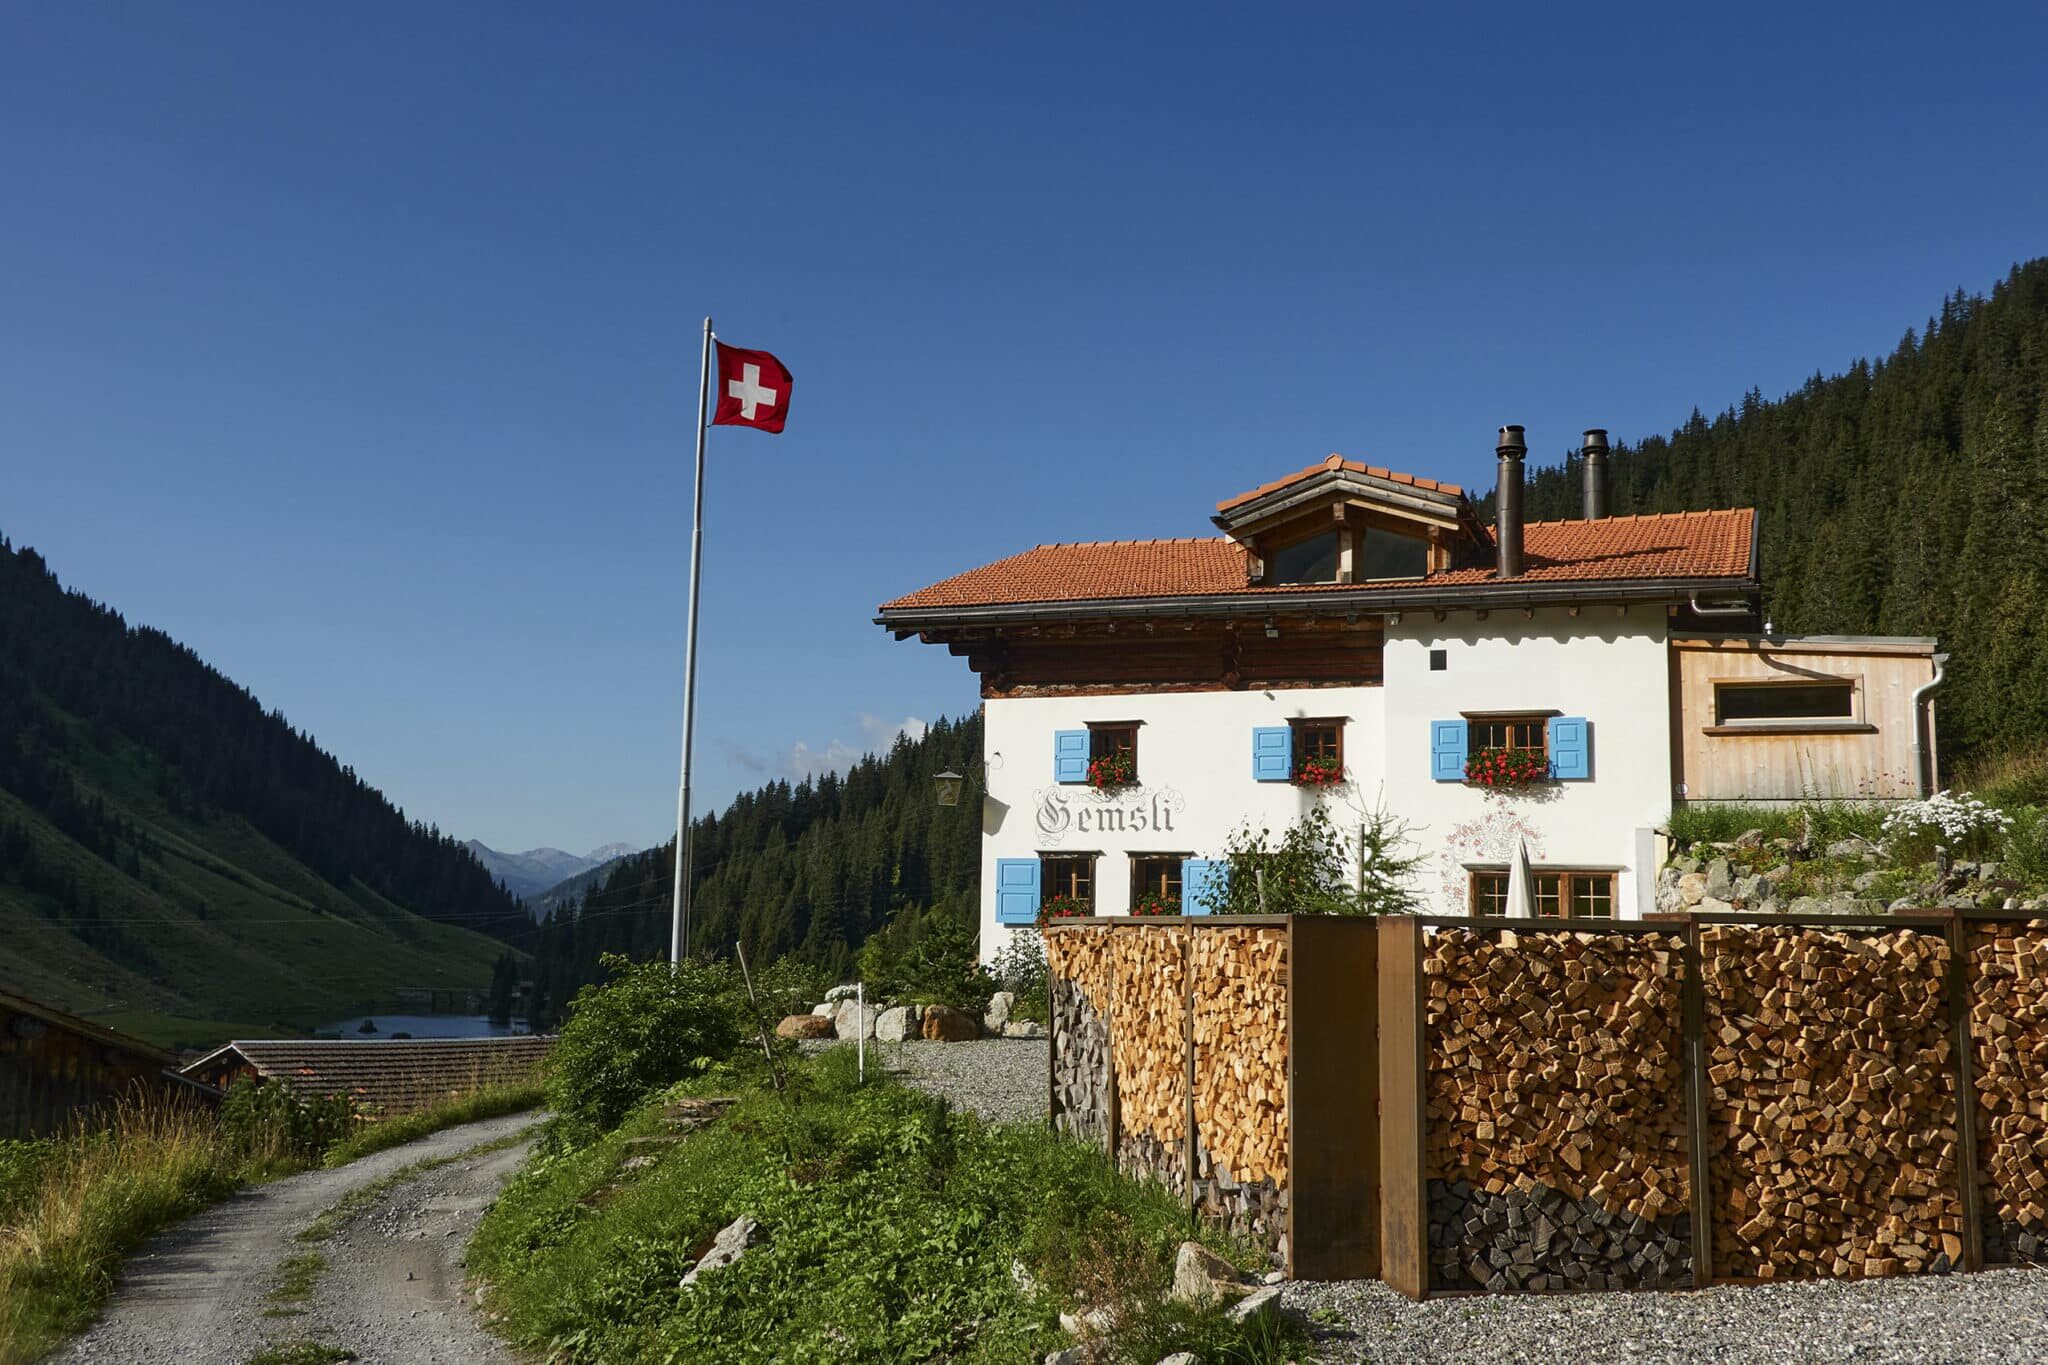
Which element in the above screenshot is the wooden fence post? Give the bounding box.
[1376,915,1428,1300]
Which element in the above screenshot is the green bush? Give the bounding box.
[857,904,995,1012]
[1199,803,1418,915]
[988,931,1049,1024]
[546,954,746,1138]
[2000,807,2048,886]
[218,1078,358,1166]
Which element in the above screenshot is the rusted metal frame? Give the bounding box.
[1682,918,1715,1289]
[1289,916,1381,1282]
[1946,915,1986,1272]
[1284,916,1297,1278]
[1376,915,1429,1300]
[1952,906,2048,921]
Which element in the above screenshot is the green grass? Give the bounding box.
[244,1341,355,1365]
[262,1252,326,1317]
[321,1083,544,1167]
[470,1052,1304,1365]
[1666,799,1887,850]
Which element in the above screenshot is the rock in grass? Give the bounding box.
[1157,1354,1199,1365]
[680,1215,761,1288]
[1171,1240,1251,1305]
[776,1013,833,1039]
[1224,1285,1281,1326]
[833,1000,878,1040]
[1044,1350,1087,1365]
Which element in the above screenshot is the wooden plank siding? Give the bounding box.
[1,992,179,1138]
[1671,637,1937,802]
[938,619,1385,697]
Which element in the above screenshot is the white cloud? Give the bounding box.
[721,714,930,785]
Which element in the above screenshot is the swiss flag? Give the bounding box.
[713,341,793,433]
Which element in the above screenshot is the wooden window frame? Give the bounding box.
[1466,866,1618,919]
[1086,720,1140,781]
[1464,710,1553,758]
[1705,677,1872,735]
[1129,852,1192,910]
[1289,717,1345,770]
[1040,852,1098,910]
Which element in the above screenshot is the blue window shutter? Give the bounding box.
[1182,858,1224,915]
[1053,730,1089,784]
[1549,716,1590,780]
[1430,720,1468,782]
[1252,726,1291,782]
[995,858,1042,925]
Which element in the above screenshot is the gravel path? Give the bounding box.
[52,1110,539,1365]
[802,1037,1049,1123]
[1282,1265,2048,1364]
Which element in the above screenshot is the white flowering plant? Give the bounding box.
[1879,790,2014,864]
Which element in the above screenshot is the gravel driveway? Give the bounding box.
[52,1110,540,1365]
[1283,1265,2048,1364]
[804,1036,1049,1124]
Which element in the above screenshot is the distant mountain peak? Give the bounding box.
[465,839,639,904]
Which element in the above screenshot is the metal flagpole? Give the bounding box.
[670,316,714,963]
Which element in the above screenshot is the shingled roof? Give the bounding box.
[1215,455,1466,512]
[182,1036,551,1115]
[879,509,1755,614]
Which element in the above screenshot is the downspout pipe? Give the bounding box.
[1911,652,1949,799]
[1686,593,1752,617]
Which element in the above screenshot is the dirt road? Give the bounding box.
[52,1111,539,1365]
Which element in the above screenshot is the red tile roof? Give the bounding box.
[1215,454,1465,513]
[879,510,1754,612]
[182,1036,551,1116]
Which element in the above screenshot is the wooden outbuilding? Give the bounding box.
[0,989,193,1138]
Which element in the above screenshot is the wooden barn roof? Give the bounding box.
[181,1036,551,1114]
[0,989,175,1066]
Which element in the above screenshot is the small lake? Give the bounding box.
[319,1014,531,1039]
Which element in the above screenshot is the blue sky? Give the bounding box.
[4,2,2045,854]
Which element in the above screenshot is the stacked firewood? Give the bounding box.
[1191,926,1291,1188]
[1966,921,2048,1264]
[1701,924,1963,1279]
[1101,925,1188,1155]
[1045,928,1114,1144]
[1423,927,1692,1290]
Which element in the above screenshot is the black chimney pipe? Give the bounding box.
[1495,424,1526,579]
[1581,428,1609,521]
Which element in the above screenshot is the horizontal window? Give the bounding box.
[1468,868,1616,919]
[1714,681,1855,724]
[1468,714,1548,756]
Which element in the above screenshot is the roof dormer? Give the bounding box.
[1211,455,1492,586]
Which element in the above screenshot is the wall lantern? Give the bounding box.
[933,770,965,807]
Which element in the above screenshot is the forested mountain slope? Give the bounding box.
[0,541,528,1046]
[1511,259,2048,767]
[526,715,981,1022]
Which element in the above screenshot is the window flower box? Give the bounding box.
[1037,893,1091,926]
[1086,750,1136,790]
[1464,745,1550,790]
[1128,890,1176,917]
[1292,754,1346,787]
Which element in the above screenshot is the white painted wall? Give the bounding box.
[976,605,1675,958]
[978,687,1385,957]
[1381,605,1672,917]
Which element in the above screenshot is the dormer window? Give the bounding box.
[1358,527,1429,581]
[1271,532,1340,584]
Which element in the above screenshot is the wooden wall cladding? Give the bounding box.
[1700,924,1964,1280]
[1421,927,1693,1291]
[960,621,1384,696]
[1966,920,2048,1265]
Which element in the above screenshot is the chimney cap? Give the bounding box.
[1496,424,1527,457]
[1582,428,1609,451]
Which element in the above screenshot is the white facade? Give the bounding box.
[975,606,1675,957]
